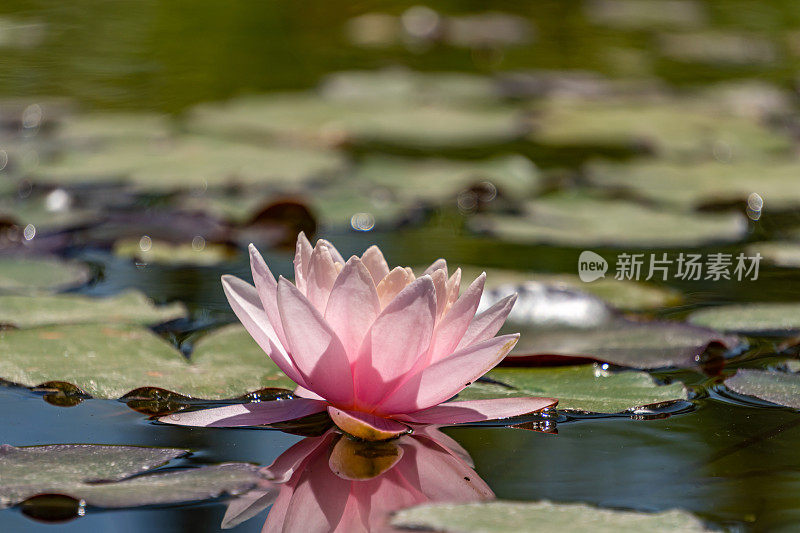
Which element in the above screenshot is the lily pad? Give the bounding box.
[480,282,736,369]
[658,31,778,65]
[53,112,173,144]
[746,242,800,268]
[0,290,186,328]
[471,193,747,247]
[391,500,712,532]
[319,69,498,105]
[352,155,541,204]
[187,93,526,150]
[724,369,800,409]
[689,303,800,336]
[0,256,91,294]
[458,365,688,413]
[0,323,295,399]
[461,266,680,310]
[531,98,792,160]
[589,160,800,211]
[0,444,264,509]
[30,136,346,192]
[113,238,236,266]
[584,0,706,30]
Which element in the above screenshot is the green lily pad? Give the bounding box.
[0,444,264,509]
[746,242,800,268]
[30,136,346,192]
[187,93,525,150]
[531,98,792,160]
[0,256,91,294]
[658,31,778,65]
[689,303,800,336]
[471,193,747,247]
[114,238,237,266]
[460,266,680,311]
[391,500,712,533]
[724,368,800,409]
[458,364,688,413]
[0,194,99,232]
[319,69,498,105]
[352,155,541,203]
[584,0,706,30]
[0,323,295,399]
[589,160,800,211]
[54,112,173,144]
[0,290,186,328]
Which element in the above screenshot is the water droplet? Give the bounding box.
[350,212,375,231]
[138,235,152,252]
[23,224,35,241]
[191,235,206,251]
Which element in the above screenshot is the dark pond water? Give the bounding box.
[4,1,800,532]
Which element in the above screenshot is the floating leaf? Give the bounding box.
[480,282,735,369]
[458,365,688,413]
[0,444,265,509]
[659,31,778,65]
[584,0,706,30]
[0,323,295,399]
[31,136,346,192]
[531,98,792,160]
[113,238,236,266]
[746,242,800,268]
[689,303,800,335]
[391,500,712,532]
[471,193,747,247]
[187,94,525,150]
[0,256,91,294]
[461,266,680,311]
[724,368,800,409]
[351,155,541,204]
[589,160,800,210]
[0,290,185,328]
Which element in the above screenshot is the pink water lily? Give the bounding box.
[162,233,556,440]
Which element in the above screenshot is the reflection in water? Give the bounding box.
[223,427,493,532]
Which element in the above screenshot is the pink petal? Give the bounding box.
[423,258,447,277]
[293,385,325,400]
[395,397,557,425]
[157,398,328,427]
[376,266,413,308]
[305,245,340,312]
[317,238,346,265]
[221,488,278,529]
[361,245,390,284]
[249,243,287,347]
[445,268,462,313]
[220,275,306,387]
[328,407,410,441]
[264,431,337,482]
[354,275,436,407]
[428,273,486,364]
[457,293,518,351]
[294,232,314,294]
[430,268,448,320]
[377,334,520,414]
[324,257,381,360]
[278,277,354,405]
[411,425,474,467]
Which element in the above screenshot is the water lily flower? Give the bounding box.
[162,233,556,440]
[221,427,493,531]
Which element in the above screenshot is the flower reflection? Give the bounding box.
[222,428,493,532]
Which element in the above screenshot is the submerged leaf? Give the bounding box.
[458,365,688,414]
[391,500,713,532]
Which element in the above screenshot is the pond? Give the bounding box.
[4,1,800,532]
